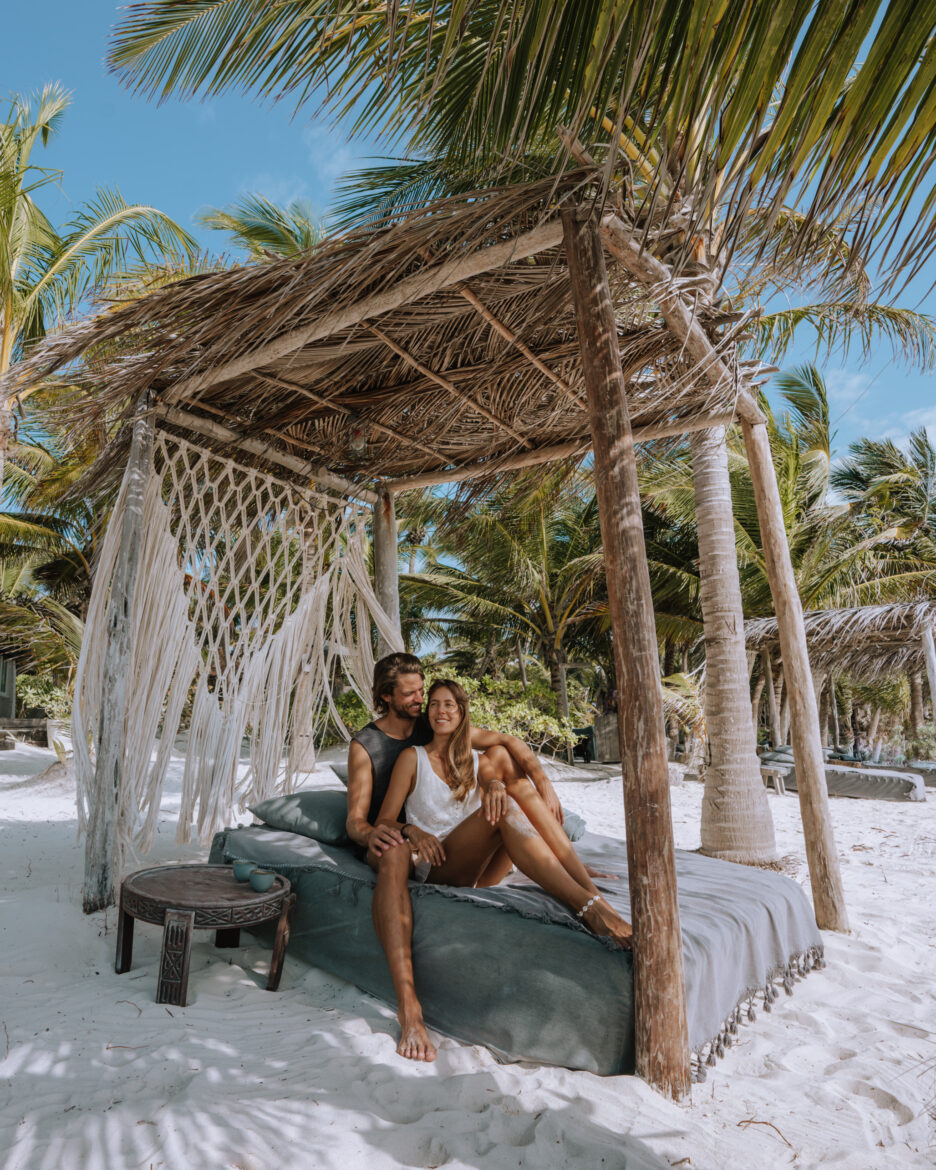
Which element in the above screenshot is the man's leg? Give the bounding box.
[369,843,436,1062]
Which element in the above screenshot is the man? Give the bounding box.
[345,652,562,1062]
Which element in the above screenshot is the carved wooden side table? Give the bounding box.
[115,864,295,1006]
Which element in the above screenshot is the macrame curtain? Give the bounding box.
[73,432,402,869]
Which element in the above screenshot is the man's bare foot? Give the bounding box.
[397,1014,437,1062]
[581,897,633,950]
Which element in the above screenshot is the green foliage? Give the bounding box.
[15,674,72,721]
[908,722,936,762]
[423,670,586,752]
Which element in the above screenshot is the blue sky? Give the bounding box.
[3,2,936,458]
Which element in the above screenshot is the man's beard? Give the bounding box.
[389,700,420,721]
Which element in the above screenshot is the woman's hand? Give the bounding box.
[366,823,405,857]
[406,825,445,868]
[481,778,508,825]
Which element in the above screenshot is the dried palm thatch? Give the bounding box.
[746,602,936,680]
[3,173,754,496]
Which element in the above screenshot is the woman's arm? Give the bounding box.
[376,747,418,827]
[378,748,446,868]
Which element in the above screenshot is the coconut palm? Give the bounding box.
[197,193,325,260]
[0,84,196,489]
[108,3,936,865]
[401,471,608,719]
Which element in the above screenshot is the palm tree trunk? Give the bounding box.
[690,427,776,863]
[516,637,528,690]
[910,671,924,735]
[830,677,841,748]
[0,407,12,495]
[750,667,766,735]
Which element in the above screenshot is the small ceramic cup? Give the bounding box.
[232,860,255,882]
[249,869,277,892]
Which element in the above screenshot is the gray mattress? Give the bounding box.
[209,823,822,1077]
[761,752,926,801]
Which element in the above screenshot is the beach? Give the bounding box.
[1,744,934,1170]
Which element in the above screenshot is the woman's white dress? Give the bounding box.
[406,745,481,880]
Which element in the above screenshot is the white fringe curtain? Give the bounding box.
[73,433,402,870]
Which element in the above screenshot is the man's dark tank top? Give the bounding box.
[353,714,433,824]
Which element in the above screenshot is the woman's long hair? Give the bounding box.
[426,679,475,801]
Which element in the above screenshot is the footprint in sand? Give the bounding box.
[848,1081,915,1126]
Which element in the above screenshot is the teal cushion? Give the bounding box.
[563,809,586,842]
[248,790,348,844]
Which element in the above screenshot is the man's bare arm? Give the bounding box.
[469,726,563,823]
[346,740,404,853]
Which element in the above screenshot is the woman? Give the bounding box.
[377,679,632,947]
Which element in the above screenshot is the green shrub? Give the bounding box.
[16,675,73,722]
[908,722,936,761]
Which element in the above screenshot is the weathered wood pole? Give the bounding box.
[922,627,936,721]
[741,418,848,931]
[562,206,690,1099]
[373,487,402,659]
[83,393,154,914]
[762,649,782,748]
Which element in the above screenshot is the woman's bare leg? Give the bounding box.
[481,747,632,947]
[495,802,632,948]
[427,809,503,887]
[476,844,513,887]
[368,844,436,1061]
[481,746,600,894]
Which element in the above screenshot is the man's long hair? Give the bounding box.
[372,652,424,715]
[427,678,475,801]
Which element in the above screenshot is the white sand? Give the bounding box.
[2,744,934,1169]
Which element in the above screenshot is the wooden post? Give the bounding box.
[762,649,782,748]
[83,393,154,914]
[922,627,936,720]
[373,488,402,659]
[562,206,690,1099]
[741,418,848,932]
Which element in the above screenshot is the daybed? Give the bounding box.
[209,793,823,1078]
[760,749,926,802]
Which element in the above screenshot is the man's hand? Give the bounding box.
[406,825,445,868]
[481,779,508,825]
[367,823,405,857]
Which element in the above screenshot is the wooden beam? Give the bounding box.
[156,404,377,504]
[601,215,766,426]
[84,392,154,914]
[164,220,569,406]
[373,489,402,659]
[561,205,690,1099]
[741,417,848,932]
[457,285,587,409]
[257,372,444,464]
[368,323,534,449]
[382,411,736,493]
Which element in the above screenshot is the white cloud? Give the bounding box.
[238,172,311,207]
[823,367,871,405]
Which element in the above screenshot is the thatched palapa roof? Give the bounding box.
[746,602,936,679]
[6,174,760,499]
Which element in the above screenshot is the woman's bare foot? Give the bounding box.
[397,1013,437,1061]
[580,896,633,950]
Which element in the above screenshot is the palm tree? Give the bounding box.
[0,84,196,488]
[107,3,936,870]
[401,472,608,719]
[197,193,324,260]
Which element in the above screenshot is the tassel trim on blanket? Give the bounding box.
[690,944,825,1082]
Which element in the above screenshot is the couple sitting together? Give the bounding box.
[345,652,632,1062]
